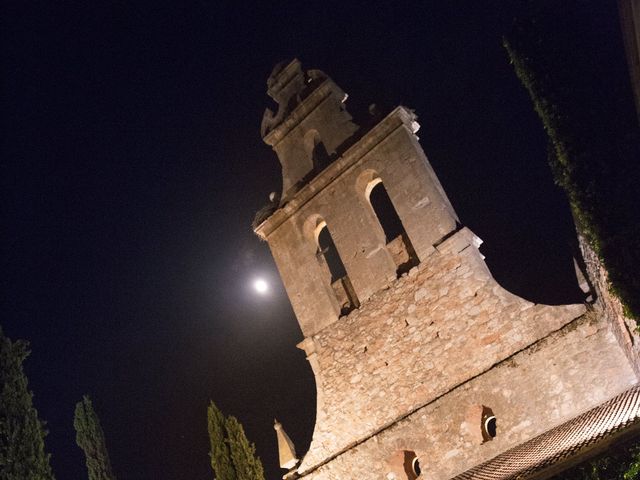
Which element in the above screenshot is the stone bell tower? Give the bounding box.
[254,60,640,480]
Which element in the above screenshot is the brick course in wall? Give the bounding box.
[299,311,635,479]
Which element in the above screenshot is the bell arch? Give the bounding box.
[303,215,359,316]
[304,129,331,172]
[356,170,419,275]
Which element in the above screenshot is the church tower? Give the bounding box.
[254,60,640,480]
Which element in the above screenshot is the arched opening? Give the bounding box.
[304,130,331,172]
[483,414,497,440]
[313,220,359,315]
[316,222,346,283]
[463,404,497,444]
[366,180,419,275]
[386,450,423,480]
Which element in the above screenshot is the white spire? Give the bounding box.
[274,418,299,470]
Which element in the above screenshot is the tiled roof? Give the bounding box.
[452,385,640,480]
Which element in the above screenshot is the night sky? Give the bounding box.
[2,2,625,479]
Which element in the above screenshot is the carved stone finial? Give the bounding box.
[274,418,299,470]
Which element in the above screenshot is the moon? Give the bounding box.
[253,278,269,294]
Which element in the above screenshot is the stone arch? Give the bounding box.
[355,169,381,200]
[302,215,332,286]
[301,213,324,242]
[356,169,419,275]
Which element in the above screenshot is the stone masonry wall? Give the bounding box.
[259,108,459,338]
[299,310,636,480]
[298,228,607,473]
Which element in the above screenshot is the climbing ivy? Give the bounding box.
[503,0,640,321]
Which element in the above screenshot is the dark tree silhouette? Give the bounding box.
[207,401,236,480]
[0,326,55,480]
[74,395,116,480]
[207,401,264,480]
[225,416,265,480]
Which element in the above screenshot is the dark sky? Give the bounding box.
[1,1,625,479]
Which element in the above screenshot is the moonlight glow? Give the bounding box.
[253,278,269,294]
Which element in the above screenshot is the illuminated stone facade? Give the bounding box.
[254,60,639,479]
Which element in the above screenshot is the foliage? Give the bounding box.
[207,401,236,480]
[549,436,640,479]
[0,326,55,480]
[225,416,265,480]
[503,0,640,321]
[207,401,264,480]
[74,395,116,480]
[252,203,277,232]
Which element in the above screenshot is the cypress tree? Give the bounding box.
[225,416,265,480]
[0,326,55,480]
[207,401,236,480]
[73,395,116,480]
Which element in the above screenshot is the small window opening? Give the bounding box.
[403,451,421,480]
[483,415,497,439]
[315,221,358,315]
[463,404,497,444]
[367,181,419,275]
[387,449,423,480]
